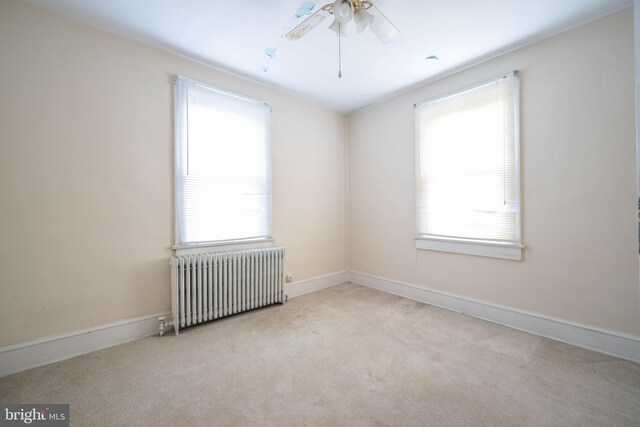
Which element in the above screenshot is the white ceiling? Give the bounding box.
[24,0,632,113]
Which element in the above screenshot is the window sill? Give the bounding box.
[174,238,273,256]
[415,236,523,260]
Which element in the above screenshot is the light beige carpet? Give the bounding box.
[1,283,639,426]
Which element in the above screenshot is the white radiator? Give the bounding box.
[169,247,285,335]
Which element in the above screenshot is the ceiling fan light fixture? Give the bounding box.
[354,7,374,33]
[333,0,354,23]
[284,0,399,78]
[369,4,400,44]
[328,17,347,36]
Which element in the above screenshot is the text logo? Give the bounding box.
[0,405,68,427]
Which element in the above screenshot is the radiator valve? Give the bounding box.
[158,317,173,337]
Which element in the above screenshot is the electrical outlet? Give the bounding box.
[286,273,293,283]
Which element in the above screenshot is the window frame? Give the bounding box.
[173,76,273,252]
[414,71,523,260]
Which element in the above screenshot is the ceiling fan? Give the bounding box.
[285,0,399,77]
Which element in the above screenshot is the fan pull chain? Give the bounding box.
[338,23,342,78]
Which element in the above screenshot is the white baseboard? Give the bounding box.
[285,271,349,299]
[0,271,349,377]
[349,271,640,364]
[3,269,636,377]
[0,311,170,377]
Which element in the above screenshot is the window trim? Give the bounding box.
[415,236,523,260]
[174,239,274,256]
[173,75,273,250]
[414,71,523,260]
[173,237,273,251]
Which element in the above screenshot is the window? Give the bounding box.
[415,71,522,260]
[174,76,272,248]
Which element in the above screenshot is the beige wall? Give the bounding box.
[0,0,637,349]
[0,1,347,347]
[349,8,640,336]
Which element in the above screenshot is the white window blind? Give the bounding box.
[415,71,521,259]
[174,76,272,246]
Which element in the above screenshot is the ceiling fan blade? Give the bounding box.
[368,4,399,44]
[285,7,330,41]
